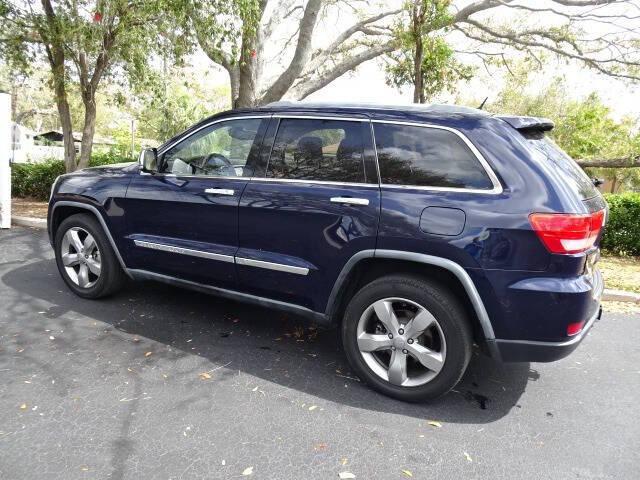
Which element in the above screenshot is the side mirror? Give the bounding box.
[138,148,158,172]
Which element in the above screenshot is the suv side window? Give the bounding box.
[266,118,367,183]
[161,118,262,177]
[373,123,493,190]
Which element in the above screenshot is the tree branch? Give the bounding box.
[260,0,324,104]
[577,157,640,168]
[291,40,397,100]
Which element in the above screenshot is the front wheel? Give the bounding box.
[54,213,126,299]
[341,275,472,402]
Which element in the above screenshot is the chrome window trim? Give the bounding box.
[134,240,235,263]
[249,177,379,188]
[272,115,368,122]
[236,257,309,275]
[370,119,504,195]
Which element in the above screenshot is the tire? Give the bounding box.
[54,213,126,299]
[341,274,472,402]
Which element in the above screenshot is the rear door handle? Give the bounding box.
[204,188,235,196]
[330,197,369,206]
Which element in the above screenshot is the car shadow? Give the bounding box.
[2,257,535,425]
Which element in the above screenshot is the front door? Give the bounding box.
[123,116,269,288]
[237,116,380,312]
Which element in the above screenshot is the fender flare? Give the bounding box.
[50,200,131,277]
[325,249,496,343]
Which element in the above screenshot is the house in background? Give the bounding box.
[11,127,119,163]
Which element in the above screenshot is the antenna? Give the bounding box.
[478,97,489,110]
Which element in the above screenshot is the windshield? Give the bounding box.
[525,135,599,200]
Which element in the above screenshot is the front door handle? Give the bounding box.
[204,188,235,196]
[330,197,369,206]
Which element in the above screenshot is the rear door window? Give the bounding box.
[373,123,494,190]
[266,118,368,183]
[525,135,599,200]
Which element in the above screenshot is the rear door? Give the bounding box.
[237,115,380,312]
[123,116,268,288]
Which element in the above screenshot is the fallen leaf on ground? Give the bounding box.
[339,473,356,479]
[314,443,328,451]
[427,421,442,428]
[340,458,348,466]
[464,452,472,462]
[19,404,27,410]
[144,352,152,357]
[402,470,413,477]
[199,372,212,380]
[242,466,253,476]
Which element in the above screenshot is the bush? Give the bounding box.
[602,193,640,256]
[11,153,131,201]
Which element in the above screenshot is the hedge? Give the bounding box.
[11,153,131,201]
[601,192,640,256]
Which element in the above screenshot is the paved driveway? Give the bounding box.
[1,227,638,479]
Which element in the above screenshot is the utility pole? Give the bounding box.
[0,91,11,229]
[130,118,136,158]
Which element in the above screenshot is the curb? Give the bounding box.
[12,216,47,229]
[6,217,640,304]
[602,289,640,304]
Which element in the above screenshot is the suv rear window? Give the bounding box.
[524,134,598,200]
[373,123,493,190]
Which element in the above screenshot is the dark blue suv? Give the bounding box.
[48,102,605,401]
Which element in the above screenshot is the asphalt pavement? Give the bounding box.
[0,227,638,480]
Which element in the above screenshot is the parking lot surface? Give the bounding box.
[1,227,638,479]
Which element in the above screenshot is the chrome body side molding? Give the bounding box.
[235,257,309,275]
[133,240,234,263]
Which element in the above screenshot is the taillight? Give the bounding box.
[529,210,605,254]
[567,320,586,336]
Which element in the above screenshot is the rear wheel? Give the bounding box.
[341,275,472,402]
[54,213,126,298]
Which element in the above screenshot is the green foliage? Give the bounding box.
[602,193,640,256]
[484,61,640,191]
[11,154,129,200]
[386,1,472,102]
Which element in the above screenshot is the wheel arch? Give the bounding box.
[50,201,131,277]
[326,250,498,356]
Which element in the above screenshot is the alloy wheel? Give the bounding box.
[356,297,447,387]
[60,227,101,288]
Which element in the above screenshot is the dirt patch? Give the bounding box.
[11,198,48,219]
[600,256,640,293]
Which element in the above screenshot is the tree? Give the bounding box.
[385,1,472,103]
[483,62,640,189]
[189,0,640,108]
[0,0,185,172]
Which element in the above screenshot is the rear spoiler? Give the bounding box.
[497,115,554,133]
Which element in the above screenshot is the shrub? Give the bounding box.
[11,154,131,201]
[602,193,640,256]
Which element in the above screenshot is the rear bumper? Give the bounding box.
[492,304,602,362]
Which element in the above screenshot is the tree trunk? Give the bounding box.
[412,3,424,104]
[413,36,424,103]
[229,67,240,108]
[51,58,76,172]
[236,30,260,108]
[78,91,97,170]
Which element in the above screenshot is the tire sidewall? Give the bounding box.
[54,215,115,299]
[341,276,471,402]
